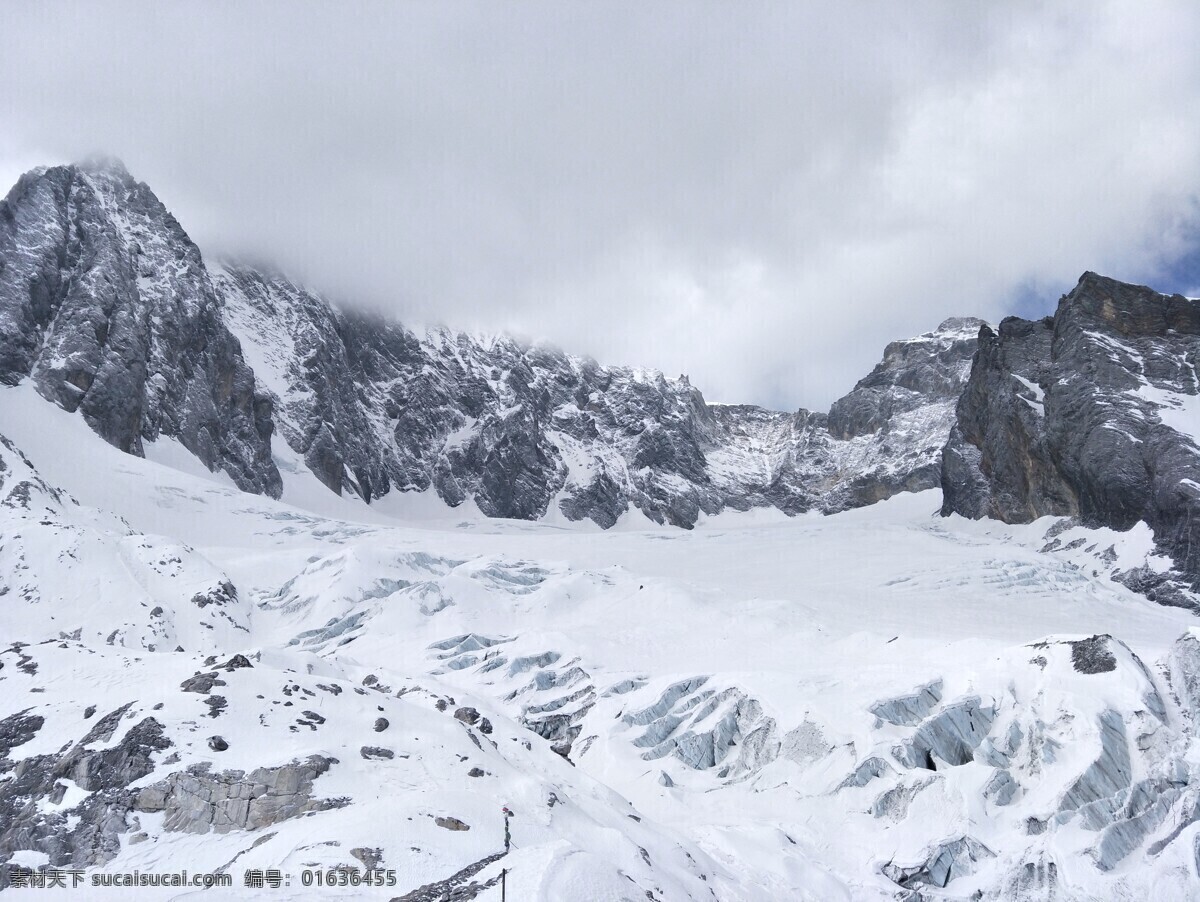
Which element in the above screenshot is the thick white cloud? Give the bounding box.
[2,1,1198,408]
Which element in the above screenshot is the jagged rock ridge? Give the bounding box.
[0,159,981,527]
[218,263,982,526]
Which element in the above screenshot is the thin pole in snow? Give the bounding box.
[501,805,513,900]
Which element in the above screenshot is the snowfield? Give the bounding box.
[3,380,1200,900]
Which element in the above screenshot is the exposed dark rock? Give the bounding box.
[374,717,390,732]
[0,715,170,869]
[434,816,470,832]
[1070,635,1118,674]
[208,736,229,752]
[1112,566,1197,610]
[0,161,990,528]
[0,710,43,767]
[942,273,1200,604]
[829,318,983,440]
[191,580,239,609]
[361,746,394,760]
[204,696,227,718]
[79,703,134,746]
[392,851,505,902]
[351,847,384,870]
[453,707,480,726]
[216,260,982,526]
[181,672,225,693]
[0,161,280,496]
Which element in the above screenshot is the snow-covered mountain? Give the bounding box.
[943,272,1200,605]
[3,383,1200,900]
[0,159,278,496]
[1,160,977,528]
[6,159,1200,899]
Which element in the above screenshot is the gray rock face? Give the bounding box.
[181,672,226,694]
[0,710,43,767]
[393,850,506,902]
[940,314,1067,523]
[1070,635,1118,674]
[134,755,341,833]
[0,161,280,496]
[453,707,481,726]
[215,264,982,526]
[828,318,982,441]
[0,711,171,869]
[942,273,1200,600]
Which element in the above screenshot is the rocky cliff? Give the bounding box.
[0,160,979,528]
[218,262,981,526]
[0,160,279,496]
[942,272,1200,602]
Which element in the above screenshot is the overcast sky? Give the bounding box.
[3,2,1199,409]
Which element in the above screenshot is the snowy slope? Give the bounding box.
[4,382,1200,900]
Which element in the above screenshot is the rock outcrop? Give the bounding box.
[0,709,171,870]
[134,755,342,833]
[0,160,279,496]
[219,260,984,525]
[942,273,1200,601]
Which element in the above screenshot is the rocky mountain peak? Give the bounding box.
[0,162,280,496]
[935,315,987,336]
[1057,271,1200,338]
[74,153,133,178]
[944,271,1200,605]
[0,159,986,528]
[826,315,983,442]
